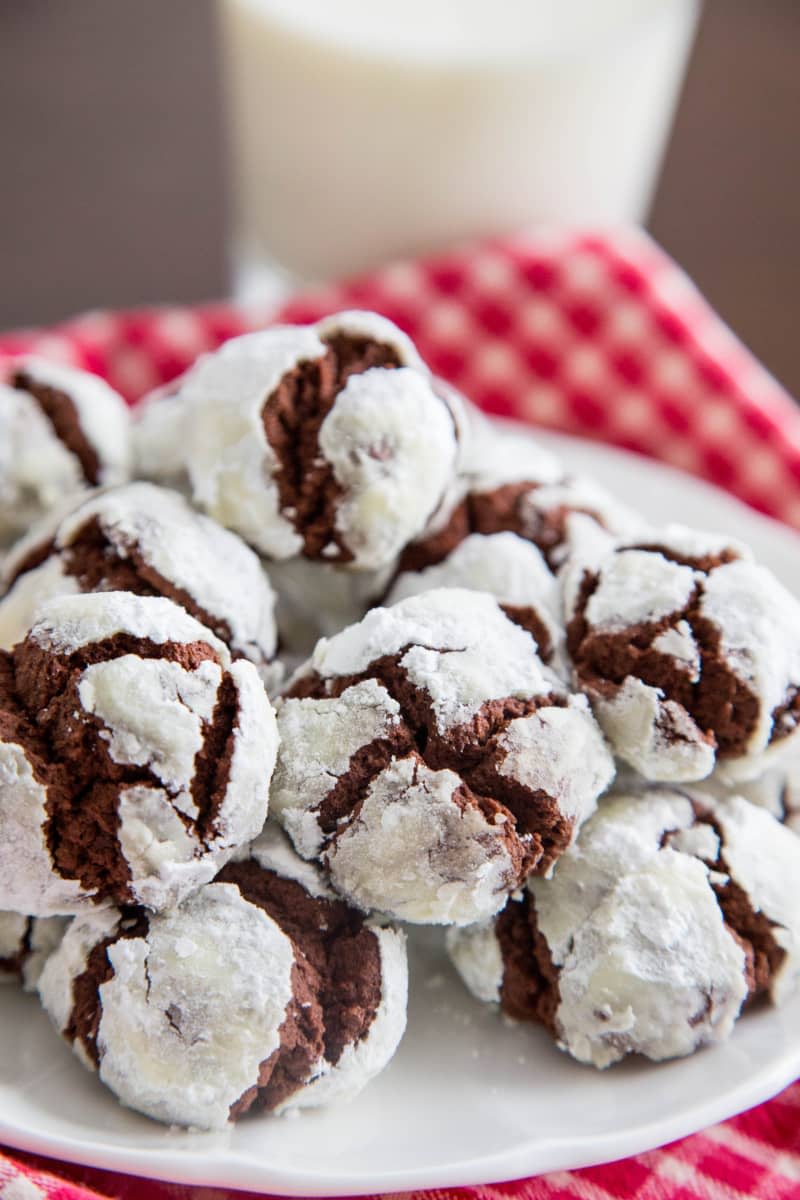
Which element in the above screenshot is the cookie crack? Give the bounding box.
[13,369,101,486]
[6,635,230,901]
[65,909,149,1066]
[569,565,761,759]
[261,334,402,560]
[687,805,784,1006]
[190,673,240,848]
[287,649,569,869]
[495,889,560,1032]
[60,516,238,653]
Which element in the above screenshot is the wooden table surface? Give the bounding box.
[0,0,797,398]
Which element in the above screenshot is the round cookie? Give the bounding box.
[38,824,407,1129]
[396,420,643,578]
[0,482,280,686]
[386,531,565,671]
[0,360,131,546]
[263,379,480,656]
[182,311,460,568]
[0,591,277,915]
[447,788,800,1068]
[272,588,615,925]
[563,524,800,782]
[0,912,68,990]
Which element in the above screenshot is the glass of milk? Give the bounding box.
[218,0,700,285]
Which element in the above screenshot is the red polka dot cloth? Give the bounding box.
[1,228,800,1200]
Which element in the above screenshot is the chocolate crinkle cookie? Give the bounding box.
[0,912,68,990]
[395,419,643,579]
[0,359,131,546]
[386,531,565,671]
[448,788,800,1069]
[563,523,800,783]
[272,588,615,925]
[179,310,461,569]
[38,823,408,1129]
[0,481,280,687]
[0,591,277,915]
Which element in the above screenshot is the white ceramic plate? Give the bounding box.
[3,429,800,1197]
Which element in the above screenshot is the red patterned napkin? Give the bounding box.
[1,228,800,1200]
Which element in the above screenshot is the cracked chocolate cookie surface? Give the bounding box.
[448,787,800,1068]
[564,524,800,782]
[0,360,131,546]
[272,588,614,925]
[0,591,277,915]
[0,482,280,687]
[396,420,643,578]
[180,311,460,569]
[387,531,566,672]
[38,823,407,1129]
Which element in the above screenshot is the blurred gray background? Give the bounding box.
[0,0,798,396]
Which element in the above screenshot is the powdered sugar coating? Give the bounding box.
[279,918,408,1113]
[185,325,320,559]
[0,556,79,652]
[583,549,698,630]
[0,592,277,914]
[248,822,336,900]
[39,886,297,1129]
[591,677,717,783]
[496,702,614,829]
[314,310,424,368]
[0,913,68,990]
[0,912,27,973]
[387,532,565,669]
[324,756,522,924]
[0,384,73,543]
[543,847,746,1068]
[274,589,614,924]
[445,918,504,1005]
[450,787,800,1069]
[448,790,753,1068]
[0,741,88,915]
[0,362,131,545]
[703,560,800,779]
[220,659,280,841]
[399,420,645,580]
[459,420,564,492]
[698,742,800,834]
[38,907,121,1068]
[39,826,408,1128]
[79,656,221,794]
[27,590,230,662]
[0,483,279,680]
[309,589,560,730]
[242,822,409,1113]
[273,679,403,861]
[708,793,800,1004]
[0,387,85,546]
[317,367,456,566]
[17,359,131,482]
[565,525,800,782]
[182,312,457,569]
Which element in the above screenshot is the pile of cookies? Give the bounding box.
[1,311,799,1129]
